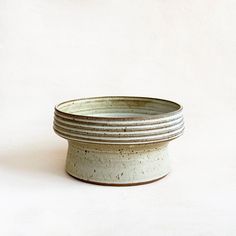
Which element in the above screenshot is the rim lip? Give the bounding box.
[55,96,183,121]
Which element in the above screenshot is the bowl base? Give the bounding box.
[65,140,170,185]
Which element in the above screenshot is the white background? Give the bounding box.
[1,0,236,235]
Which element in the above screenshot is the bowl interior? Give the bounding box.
[56,97,181,118]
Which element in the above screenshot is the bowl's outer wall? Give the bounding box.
[54,97,184,145]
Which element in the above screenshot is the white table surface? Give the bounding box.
[1,0,236,235]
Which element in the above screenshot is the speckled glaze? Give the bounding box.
[53,96,184,185]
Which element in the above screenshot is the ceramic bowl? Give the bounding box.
[53,96,184,186]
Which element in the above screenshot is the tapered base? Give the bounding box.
[65,140,170,186]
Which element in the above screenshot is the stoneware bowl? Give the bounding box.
[53,96,184,186]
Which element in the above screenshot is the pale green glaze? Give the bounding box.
[66,141,170,185]
[53,96,184,185]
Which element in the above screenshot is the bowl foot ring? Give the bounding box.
[66,171,169,186]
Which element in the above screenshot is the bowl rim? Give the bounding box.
[55,96,183,121]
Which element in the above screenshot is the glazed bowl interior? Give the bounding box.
[56,96,181,118]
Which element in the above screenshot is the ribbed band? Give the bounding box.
[53,96,184,144]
